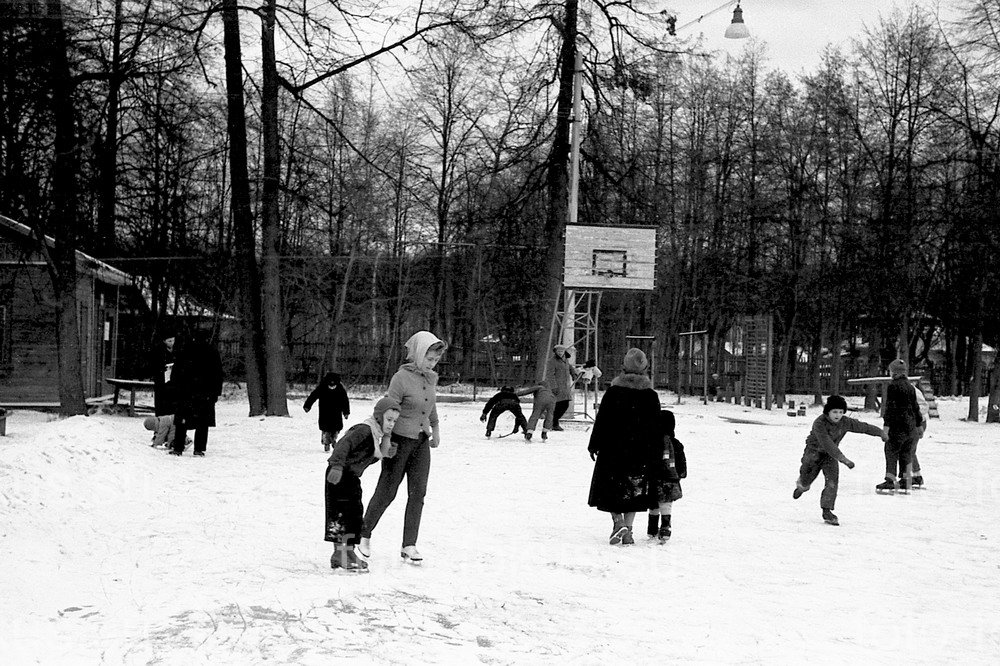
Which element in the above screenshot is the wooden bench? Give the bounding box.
[845,375,937,417]
[105,378,156,417]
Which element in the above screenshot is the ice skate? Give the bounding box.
[897,477,911,494]
[911,475,924,489]
[357,537,371,558]
[822,509,839,526]
[524,432,532,441]
[658,516,672,542]
[400,545,423,565]
[485,430,492,438]
[875,479,898,495]
[541,431,548,441]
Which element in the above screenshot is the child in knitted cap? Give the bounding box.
[793,395,887,525]
[324,396,400,572]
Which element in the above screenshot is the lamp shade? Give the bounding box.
[724,4,750,39]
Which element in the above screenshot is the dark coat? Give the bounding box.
[326,422,382,479]
[884,376,923,432]
[171,337,223,428]
[587,372,661,513]
[804,413,884,463]
[482,389,520,417]
[150,344,177,416]
[304,374,351,432]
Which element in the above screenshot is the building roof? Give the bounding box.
[0,214,132,286]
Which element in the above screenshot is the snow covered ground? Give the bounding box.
[1,390,998,664]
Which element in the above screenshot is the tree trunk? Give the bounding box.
[987,365,1000,424]
[967,329,983,421]
[533,0,577,382]
[94,0,123,257]
[221,0,266,415]
[260,0,288,416]
[43,0,87,416]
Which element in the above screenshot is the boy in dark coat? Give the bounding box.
[304,372,351,452]
[877,359,924,494]
[479,385,529,438]
[168,330,223,457]
[793,395,888,525]
[325,396,400,572]
[587,348,661,545]
[647,409,684,542]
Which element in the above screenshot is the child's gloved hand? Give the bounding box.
[480,414,487,422]
[303,405,311,413]
[326,467,343,484]
[843,458,855,469]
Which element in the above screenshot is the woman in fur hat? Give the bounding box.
[586,348,661,545]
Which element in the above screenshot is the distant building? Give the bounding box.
[0,215,149,404]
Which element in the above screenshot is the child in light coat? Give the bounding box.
[143,415,190,451]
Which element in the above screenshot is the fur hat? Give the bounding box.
[622,347,649,374]
[888,359,908,378]
[373,396,401,424]
[500,385,514,393]
[823,395,848,414]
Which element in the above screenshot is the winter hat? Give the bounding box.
[823,395,848,414]
[404,331,446,363]
[622,347,649,374]
[553,344,568,355]
[660,409,676,438]
[143,416,158,431]
[501,385,514,393]
[888,359,908,378]
[372,396,401,424]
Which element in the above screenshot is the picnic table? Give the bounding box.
[105,378,155,417]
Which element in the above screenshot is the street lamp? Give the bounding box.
[724,2,750,40]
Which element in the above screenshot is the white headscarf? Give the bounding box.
[404,331,446,370]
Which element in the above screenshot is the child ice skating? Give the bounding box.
[647,409,685,542]
[480,386,529,438]
[793,395,888,525]
[522,381,557,441]
[877,359,924,494]
[324,396,400,572]
[361,331,446,565]
[304,372,351,452]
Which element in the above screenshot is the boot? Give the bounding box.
[621,527,635,545]
[524,432,533,441]
[609,519,628,545]
[822,509,839,526]
[400,545,424,564]
[485,430,492,438]
[911,475,924,488]
[875,478,898,495]
[793,484,807,500]
[658,515,672,542]
[541,431,548,441]
[647,514,659,537]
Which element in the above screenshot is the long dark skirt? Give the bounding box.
[324,467,363,545]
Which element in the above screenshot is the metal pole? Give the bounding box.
[568,48,583,226]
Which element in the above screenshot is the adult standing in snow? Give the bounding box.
[359,331,446,564]
[169,329,223,457]
[304,372,351,452]
[549,345,579,431]
[587,347,661,545]
[792,395,887,525]
[877,359,924,493]
[150,326,178,417]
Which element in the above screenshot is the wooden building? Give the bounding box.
[0,215,148,405]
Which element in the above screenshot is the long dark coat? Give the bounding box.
[171,337,223,428]
[304,374,351,433]
[587,372,661,513]
[150,344,177,416]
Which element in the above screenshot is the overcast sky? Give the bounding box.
[687,0,958,74]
